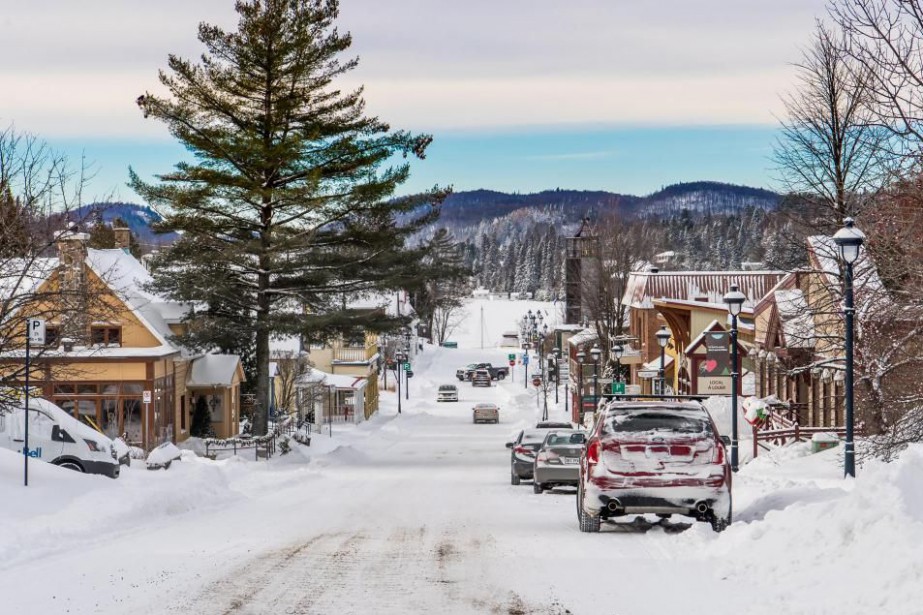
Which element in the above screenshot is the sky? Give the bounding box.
[0,0,829,202]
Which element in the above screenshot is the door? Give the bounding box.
[121,398,144,447]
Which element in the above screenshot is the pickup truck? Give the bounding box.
[456,362,509,382]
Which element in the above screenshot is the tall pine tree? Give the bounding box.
[132,0,446,435]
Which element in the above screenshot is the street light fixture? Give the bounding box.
[723,283,747,473]
[832,217,865,478]
[611,343,624,385]
[553,346,561,405]
[655,326,671,395]
[590,344,601,414]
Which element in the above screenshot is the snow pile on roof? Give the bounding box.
[775,288,815,348]
[187,354,242,387]
[0,258,58,305]
[295,368,367,389]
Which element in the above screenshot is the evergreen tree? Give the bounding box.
[0,182,29,258]
[132,0,445,435]
[190,395,212,438]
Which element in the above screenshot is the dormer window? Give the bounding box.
[91,326,122,347]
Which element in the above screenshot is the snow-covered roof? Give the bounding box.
[639,354,674,374]
[294,368,367,390]
[86,249,182,347]
[807,235,885,300]
[346,291,413,318]
[623,270,785,310]
[186,354,243,387]
[775,289,815,349]
[567,329,598,346]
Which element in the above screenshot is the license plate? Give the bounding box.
[563,457,579,465]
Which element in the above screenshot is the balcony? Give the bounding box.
[332,346,375,363]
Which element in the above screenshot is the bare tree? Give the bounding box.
[0,126,93,408]
[581,215,653,376]
[831,0,923,154]
[272,350,310,416]
[773,21,888,228]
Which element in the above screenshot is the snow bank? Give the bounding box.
[0,447,241,569]
[700,444,923,612]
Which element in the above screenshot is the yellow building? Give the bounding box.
[1,228,244,449]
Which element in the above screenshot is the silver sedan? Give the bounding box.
[532,430,587,493]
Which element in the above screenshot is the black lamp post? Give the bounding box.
[576,349,586,420]
[833,217,865,478]
[553,347,561,405]
[394,350,405,414]
[590,343,601,413]
[655,326,671,395]
[723,284,746,473]
[611,343,624,386]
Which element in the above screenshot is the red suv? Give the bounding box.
[577,401,732,533]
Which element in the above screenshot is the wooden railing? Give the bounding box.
[751,407,850,458]
[333,346,373,362]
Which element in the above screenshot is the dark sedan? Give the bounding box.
[506,426,574,485]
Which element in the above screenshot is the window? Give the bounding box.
[91,326,122,346]
[45,327,59,348]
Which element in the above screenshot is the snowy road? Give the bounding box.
[2,299,920,614]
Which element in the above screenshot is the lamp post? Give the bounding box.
[576,349,586,421]
[590,344,601,413]
[611,343,624,386]
[553,347,561,404]
[655,326,671,395]
[833,217,865,478]
[394,350,404,414]
[723,284,746,473]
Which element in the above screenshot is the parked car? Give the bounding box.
[472,403,499,424]
[0,397,120,478]
[456,362,509,381]
[437,384,459,402]
[576,401,732,533]
[471,369,492,387]
[506,425,574,485]
[533,430,588,493]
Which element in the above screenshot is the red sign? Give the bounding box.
[509,360,515,366]
[532,377,541,387]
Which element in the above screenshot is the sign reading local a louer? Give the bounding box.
[696,330,732,395]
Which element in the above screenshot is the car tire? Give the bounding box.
[533,482,544,494]
[56,460,84,473]
[711,494,733,533]
[498,373,506,380]
[577,484,600,533]
[511,469,521,485]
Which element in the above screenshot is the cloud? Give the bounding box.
[0,0,827,139]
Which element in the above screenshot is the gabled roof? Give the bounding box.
[187,354,244,387]
[623,270,785,310]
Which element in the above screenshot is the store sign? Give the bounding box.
[697,331,732,395]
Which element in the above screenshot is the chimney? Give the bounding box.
[113,226,131,250]
[55,223,90,346]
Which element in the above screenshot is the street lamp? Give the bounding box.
[655,326,671,395]
[553,347,561,405]
[394,350,405,414]
[590,343,601,413]
[833,217,865,478]
[723,283,746,473]
[576,349,586,420]
[611,342,624,386]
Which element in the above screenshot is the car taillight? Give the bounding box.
[586,439,600,464]
[513,446,534,457]
[713,442,726,465]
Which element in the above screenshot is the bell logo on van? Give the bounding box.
[22,447,42,458]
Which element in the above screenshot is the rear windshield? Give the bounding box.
[602,411,711,435]
[545,432,586,447]
[521,430,553,444]
[439,386,456,391]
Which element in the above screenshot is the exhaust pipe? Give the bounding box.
[695,501,710,514]
[606,498,623,513]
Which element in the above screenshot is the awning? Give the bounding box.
[186,354,242,387]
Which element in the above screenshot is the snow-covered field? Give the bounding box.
[1,298,921,614]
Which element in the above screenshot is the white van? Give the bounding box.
[0,397,120,478]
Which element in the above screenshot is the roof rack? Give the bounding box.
[601,393,722,402]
